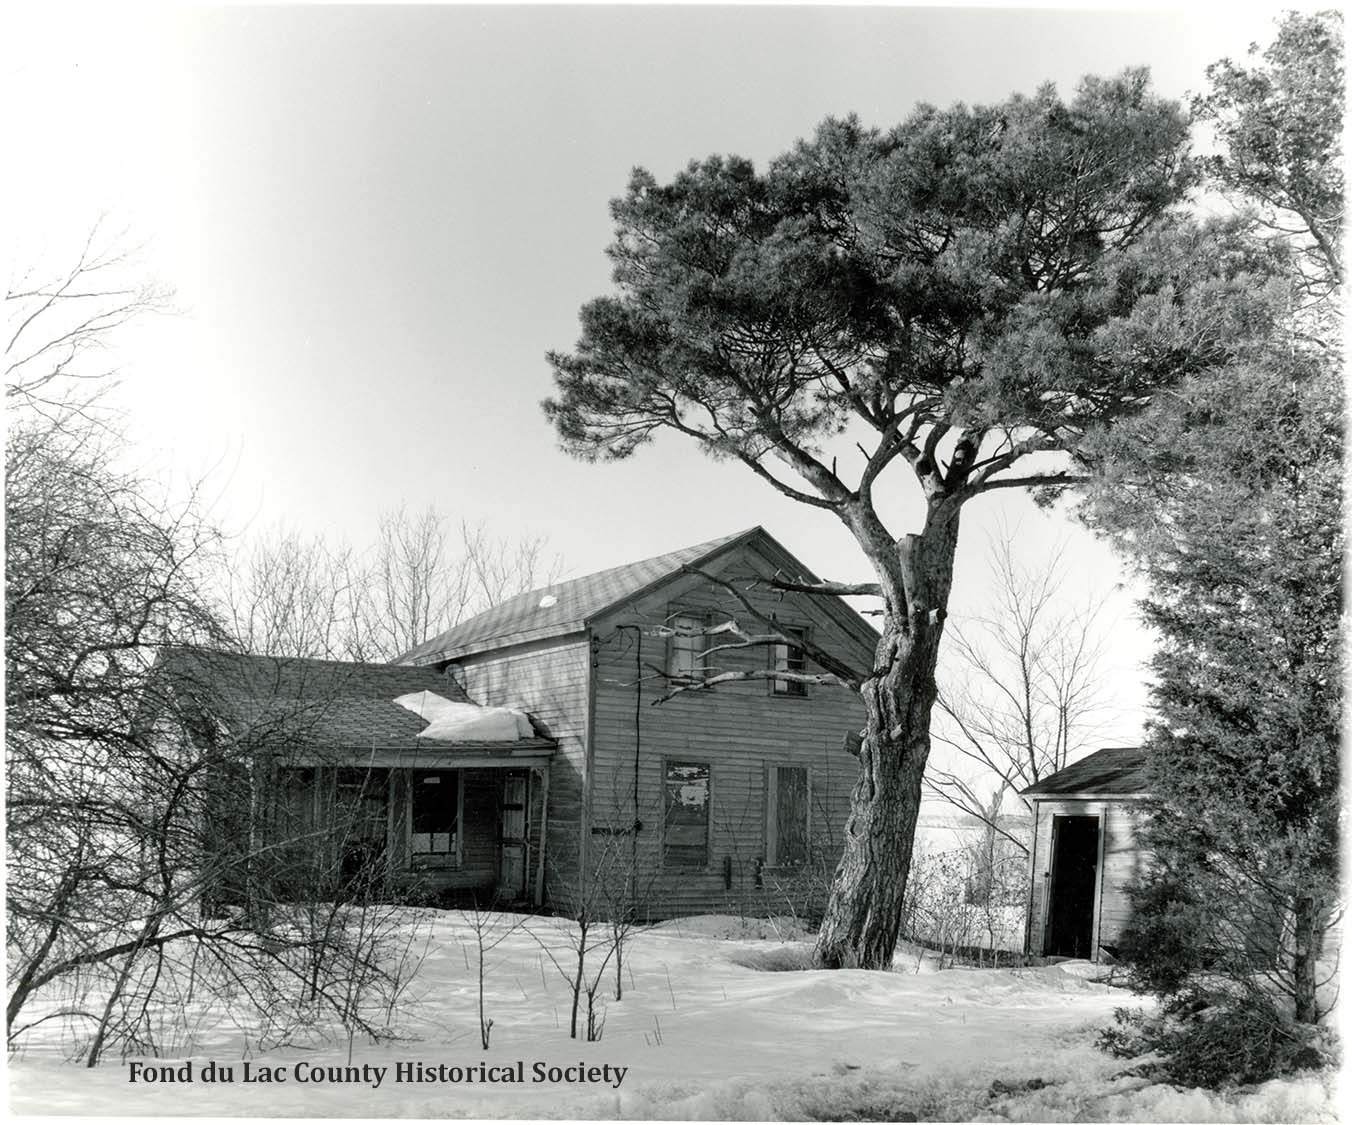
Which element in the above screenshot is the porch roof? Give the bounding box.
[156,647,556,754]
[288,740,557,770]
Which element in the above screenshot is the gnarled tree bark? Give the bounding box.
[815,504,960,969]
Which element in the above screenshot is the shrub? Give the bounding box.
[1098,991,1333,1090]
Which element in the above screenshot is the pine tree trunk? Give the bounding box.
[1292,891,1325,1023]
[814,511,959,970]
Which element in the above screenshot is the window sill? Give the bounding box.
[410,854,462,869]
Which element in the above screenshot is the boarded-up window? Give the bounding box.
[411,770,459,856]
[771,627,807,696]
[668,612,706,681]
[663,760,710,867]
[768,765,809,866]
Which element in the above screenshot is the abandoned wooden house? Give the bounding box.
[1020,746,1148,962]
[397,525,875,917]
[169,527,874,916]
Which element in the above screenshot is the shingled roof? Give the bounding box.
[156,647,554,752]
[1020,747,1149,797]
[398,527,761,664]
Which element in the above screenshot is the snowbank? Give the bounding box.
[647,914,814,942]
[394,691,533,741]
[8,909,1338,1121]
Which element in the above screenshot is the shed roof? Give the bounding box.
[156,647,553,753]
[1020,746,1148,797]
[399,525,879,664]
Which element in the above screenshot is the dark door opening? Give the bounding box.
[1045,815,1100,958]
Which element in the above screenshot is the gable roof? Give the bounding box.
[156,647,553,752]
[1020,747,1148,797]
[398,526,768,663]
[399,526,883,664]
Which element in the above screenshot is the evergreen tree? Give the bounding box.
[1087,10,1342,1083]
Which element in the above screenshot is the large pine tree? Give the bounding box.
[543,72,1281,968]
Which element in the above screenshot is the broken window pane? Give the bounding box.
[411,769,459,856]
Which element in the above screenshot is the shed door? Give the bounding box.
[1045,815,1100,958]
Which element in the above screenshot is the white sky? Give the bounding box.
[4,1,1307,749]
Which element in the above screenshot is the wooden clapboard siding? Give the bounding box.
[587,540,870,918]
[450,635,590,910]
[1026,797,1147,959]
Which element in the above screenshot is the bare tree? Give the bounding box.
[220,528,378,661]
[459,519,563,612]
[5,234,430,1064]
[368,508,564,661]
[5,217,171,415]
[218,509,565,665]
[370,504,465,659]
[458,900,531,1049]
[925,526,1114,854]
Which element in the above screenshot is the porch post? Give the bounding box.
[533,764,550,908]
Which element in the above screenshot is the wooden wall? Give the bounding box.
[451,635,591,911]
[586,542,872,919]
[1026,797,1148,959]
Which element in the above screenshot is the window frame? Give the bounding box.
[768,623,810,698]
[765,763,812,868]
[666,607,710,683]
[660,756,713,870]
[407,768,465,868]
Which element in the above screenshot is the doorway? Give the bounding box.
[1045,815,1100,958]
[498,771,529,901]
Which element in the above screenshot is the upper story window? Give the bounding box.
[668,611,706,681]
[771,626,808,697]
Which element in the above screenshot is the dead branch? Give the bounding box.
[652,667,849,704]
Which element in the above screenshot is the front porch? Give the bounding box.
[265,745,554,907]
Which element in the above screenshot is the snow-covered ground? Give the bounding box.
[7,911,1337,1120]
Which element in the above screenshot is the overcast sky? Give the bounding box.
[6,2,1305,746]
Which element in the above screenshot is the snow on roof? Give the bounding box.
[393,691,533,742]
[156,647,550,751]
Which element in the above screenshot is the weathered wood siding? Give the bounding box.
[1026,797,1147,959]
[448,636,590,911]
[586,543,872,919]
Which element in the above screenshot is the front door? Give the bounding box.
[1045,815,1100,958]
[498,771,529,901]
[334,768,390,896]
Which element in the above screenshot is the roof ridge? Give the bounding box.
[508,526,759,605]
[397,526,763,664]
[162,645,436,672]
